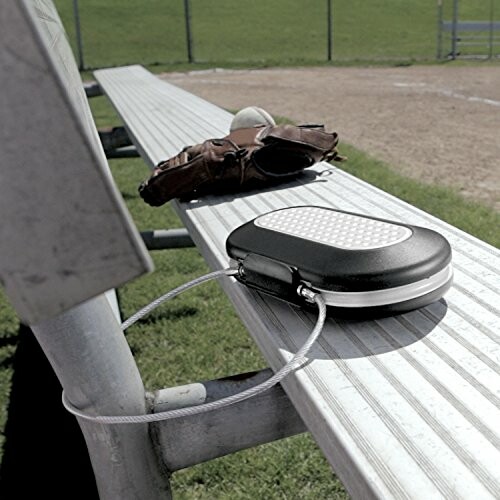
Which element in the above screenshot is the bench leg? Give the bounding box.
[31,294,172,500]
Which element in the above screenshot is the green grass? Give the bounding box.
[0,292,19,456]
[54,0,500,69]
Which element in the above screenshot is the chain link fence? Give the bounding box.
[55,0,499,70]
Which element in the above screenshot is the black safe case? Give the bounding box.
[225,206,453,316]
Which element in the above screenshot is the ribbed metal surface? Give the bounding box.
[96,65,500,499]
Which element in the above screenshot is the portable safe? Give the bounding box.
[226,206,453,316]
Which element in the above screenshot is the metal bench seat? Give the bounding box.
[95,64,500,499]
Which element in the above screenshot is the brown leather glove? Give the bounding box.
[138,124,345,206]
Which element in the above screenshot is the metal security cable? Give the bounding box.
[121,268,238,331]
[62,268,327,424]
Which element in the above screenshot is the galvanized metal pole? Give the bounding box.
[489,0,495,59]
[72,0,85,70]
[437,0,443,59]
[327,0,333,61]
[31,294,172,499]
[184,0,194,63]
[451,0,459,59]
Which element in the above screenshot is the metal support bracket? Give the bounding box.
[151,369,307,471]
[140,229,195,250]
[98,126,140,158]
[84,81,102,98]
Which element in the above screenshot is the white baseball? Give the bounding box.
[230,106,276,132]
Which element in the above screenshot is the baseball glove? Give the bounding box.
[138,124,345,206]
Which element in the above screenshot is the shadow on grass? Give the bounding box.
[0,325,98,499]
[0,337,17,349]
[134,305,198,325]
[121,191,141,201]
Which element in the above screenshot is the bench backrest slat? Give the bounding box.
[0,0,152,324]
[442,21,500,32]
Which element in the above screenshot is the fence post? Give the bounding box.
[437,0,443,59]
[451,0,459,59]
[489,0,495,59]
[72,0,85,70]
[184,0,194,63]
[327,0,333,61]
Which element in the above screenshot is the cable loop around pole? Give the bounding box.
[62,268,327,424]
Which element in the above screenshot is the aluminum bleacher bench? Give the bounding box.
[94,64,500,499]
[1,0,499,498]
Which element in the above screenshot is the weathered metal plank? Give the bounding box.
[0,1,152,325]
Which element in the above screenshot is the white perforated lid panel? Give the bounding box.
[254,206,412,250]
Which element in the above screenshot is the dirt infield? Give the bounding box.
[161,65,500,211]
